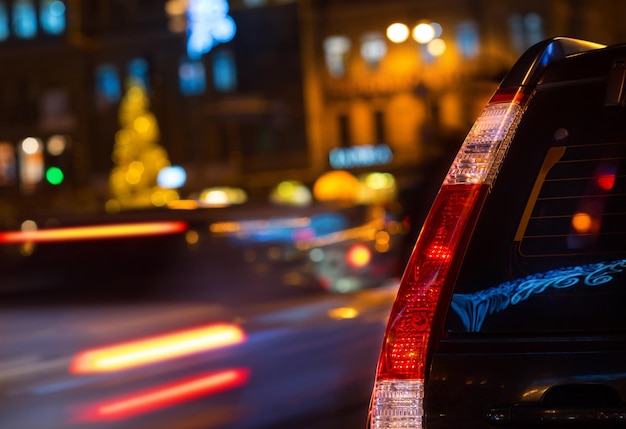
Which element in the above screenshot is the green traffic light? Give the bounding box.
[46,166,64,185]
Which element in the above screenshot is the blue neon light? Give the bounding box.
[451,259,626,332]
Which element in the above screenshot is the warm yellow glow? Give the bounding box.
[210,221,241,234]
[327,307,359,320]
[386,23,409,43]
[313,170,359,202]
[347,243,372,268]
[185,230,199,245]
[270,180,312,206]
[71,323,246,374]
[427,38,446,56]
[133,115,153,134]
[167,199,199,210]
[0,221,187,243]
[412,23,435,44]
[165,0,187,16]
[199,187,248,207]
[47,135,67,156]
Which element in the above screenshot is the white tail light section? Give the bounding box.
[368,88,530,429]
[446,94,525,186]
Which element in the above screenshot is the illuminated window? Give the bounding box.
[40,0,66,35]
[212,49,237,92]
[127,58,150,91]
[360,32,386,69]
[324,36,351,78]
[19,137,44,193]
[95,64,122,104]
[0,2,9,41]
[13,0,37,39]
[0,141,16,186]
[179,59,206,96]
[456,21,479,59]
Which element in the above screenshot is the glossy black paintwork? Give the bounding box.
[424,39,626,428]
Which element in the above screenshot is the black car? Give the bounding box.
[368,37,626,428]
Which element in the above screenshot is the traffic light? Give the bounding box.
[44,134,72,187]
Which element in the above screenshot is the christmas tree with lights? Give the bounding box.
[107,80,178,211]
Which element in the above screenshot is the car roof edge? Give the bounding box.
[499,37,606,89]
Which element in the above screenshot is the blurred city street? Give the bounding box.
[1,0,623,428]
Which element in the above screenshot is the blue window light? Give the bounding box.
[179,59,206,96]
[40,0,66,35]
[127,58,150,91]
[95,64,122,104]
[13,0,37,39]
[212,49,237,92]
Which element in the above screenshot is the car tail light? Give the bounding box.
[368,87,530,429]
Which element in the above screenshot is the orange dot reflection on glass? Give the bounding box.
[572,212,592,233]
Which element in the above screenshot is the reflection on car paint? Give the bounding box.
[451,259,626,332]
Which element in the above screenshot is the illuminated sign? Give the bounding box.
[329,144,393,169]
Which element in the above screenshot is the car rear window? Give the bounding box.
[445,78,626,334]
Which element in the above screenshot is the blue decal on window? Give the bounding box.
[451,259,626,332]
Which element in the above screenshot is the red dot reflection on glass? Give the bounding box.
[595,165,616,191]
[596,173,616,191]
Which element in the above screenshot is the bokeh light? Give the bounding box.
[386,23,409,43]
[412,23,436,44]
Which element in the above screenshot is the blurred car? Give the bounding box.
[367,37,626,428]
[208,202,406,293]
[0,201,402,429]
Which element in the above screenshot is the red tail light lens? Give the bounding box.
[369,88,529,429]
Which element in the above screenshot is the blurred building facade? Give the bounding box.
[0,0,624,211]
